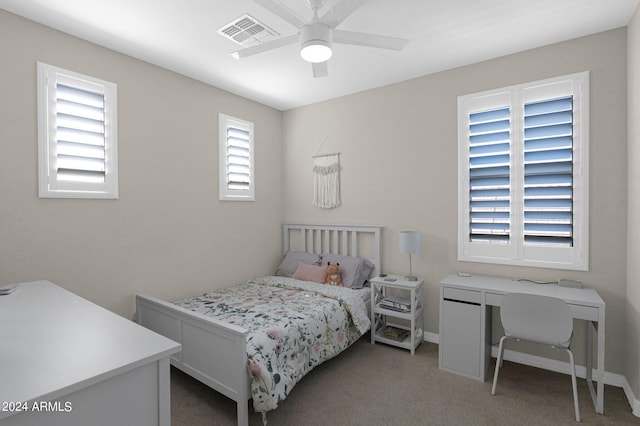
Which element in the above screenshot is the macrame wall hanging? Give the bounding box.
[312,138,341,209]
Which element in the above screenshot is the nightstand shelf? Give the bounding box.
[370,274,424,354]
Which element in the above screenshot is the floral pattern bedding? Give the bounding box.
[172,275,370,414]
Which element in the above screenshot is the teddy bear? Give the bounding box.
[325,262,343,286]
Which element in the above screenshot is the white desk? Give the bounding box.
[0,281,181,426]
[439,274,605,414]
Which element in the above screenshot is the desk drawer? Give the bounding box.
[443,287,481,304]
[485,292,598,321]
[570,304,599,321]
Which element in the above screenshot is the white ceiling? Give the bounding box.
[1,0,638,110]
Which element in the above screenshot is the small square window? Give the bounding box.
[219,113,254,201]
[37,62,118,199]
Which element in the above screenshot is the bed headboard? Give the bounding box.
[283,224,382,278]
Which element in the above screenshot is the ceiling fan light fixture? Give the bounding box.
[300,24,332,63]
[300,41,332,63]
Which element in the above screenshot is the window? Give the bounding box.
[218,113,254,201]
[458,72,589,270]
[37,62,118,199]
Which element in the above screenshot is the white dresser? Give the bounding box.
[0,281,181,426]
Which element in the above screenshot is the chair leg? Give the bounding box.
[491,336,507,395]
[566,349,581,422]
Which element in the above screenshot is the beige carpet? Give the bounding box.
[171,337,637,425]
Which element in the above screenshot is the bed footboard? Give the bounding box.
[135,293,250,426]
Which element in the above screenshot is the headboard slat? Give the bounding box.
[351,231,357,258]
[300,229,306,252]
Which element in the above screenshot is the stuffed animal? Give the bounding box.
[325,262,343,286]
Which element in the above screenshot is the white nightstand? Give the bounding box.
[370,274,424,354]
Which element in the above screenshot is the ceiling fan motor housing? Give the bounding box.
[300,23,333,62]
[306,0,326,9]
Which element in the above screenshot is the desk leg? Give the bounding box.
[585,320,604,414]
[586,320,593,384]
[597,319,605,414]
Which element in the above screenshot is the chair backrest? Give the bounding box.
[500,293,573,348]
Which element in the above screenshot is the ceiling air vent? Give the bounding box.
[218,14,279,48]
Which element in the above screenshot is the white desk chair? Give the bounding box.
[491,293,580,422]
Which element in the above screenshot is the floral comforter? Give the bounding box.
[172,275,370,414]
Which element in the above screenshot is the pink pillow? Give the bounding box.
[292,262,327,284]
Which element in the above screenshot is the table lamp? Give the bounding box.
[399,231,421,281]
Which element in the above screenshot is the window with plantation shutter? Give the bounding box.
[37,62,118,199]
[219,114,254,201]
[458,72,589,271]
[468,106,511,243]
[523,96,574,247]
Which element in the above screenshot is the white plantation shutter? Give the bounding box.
[55,83,107,184]
[219,114,254,201]
[226,126,251,191]
[459,72,588,270]
[468,107,511,243]
[38,62,118,198]
[523,96,574,247]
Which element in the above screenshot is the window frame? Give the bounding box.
[37,62,118,199]
[457,72,589,271]
[218,113,255,202]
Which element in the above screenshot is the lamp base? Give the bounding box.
[404,275,418,281]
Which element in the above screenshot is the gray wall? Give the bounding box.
[0,10,284,318]
[283,29,629,375]
[627,5,640,407]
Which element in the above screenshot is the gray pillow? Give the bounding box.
[276,251,322,277]
[321,254,374,289]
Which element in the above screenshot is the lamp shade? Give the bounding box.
[399,231,422,254]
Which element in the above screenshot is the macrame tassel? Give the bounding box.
[312,154,341,209]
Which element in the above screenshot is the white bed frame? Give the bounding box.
[135,223,382,426]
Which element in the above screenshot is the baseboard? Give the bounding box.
[424,330,439,344]
[496,346,640,418]
[492,345,605,381]
[424,331,640,417]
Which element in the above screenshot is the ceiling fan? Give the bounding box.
[230,0,409,78]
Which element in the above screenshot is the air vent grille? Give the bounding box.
[218,14,279,47]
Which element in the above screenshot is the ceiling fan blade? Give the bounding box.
[319,0,367,28]
[312,61,328,78]
[254,0,308,28]
[230,34,298,59]
[333,30,409,51]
